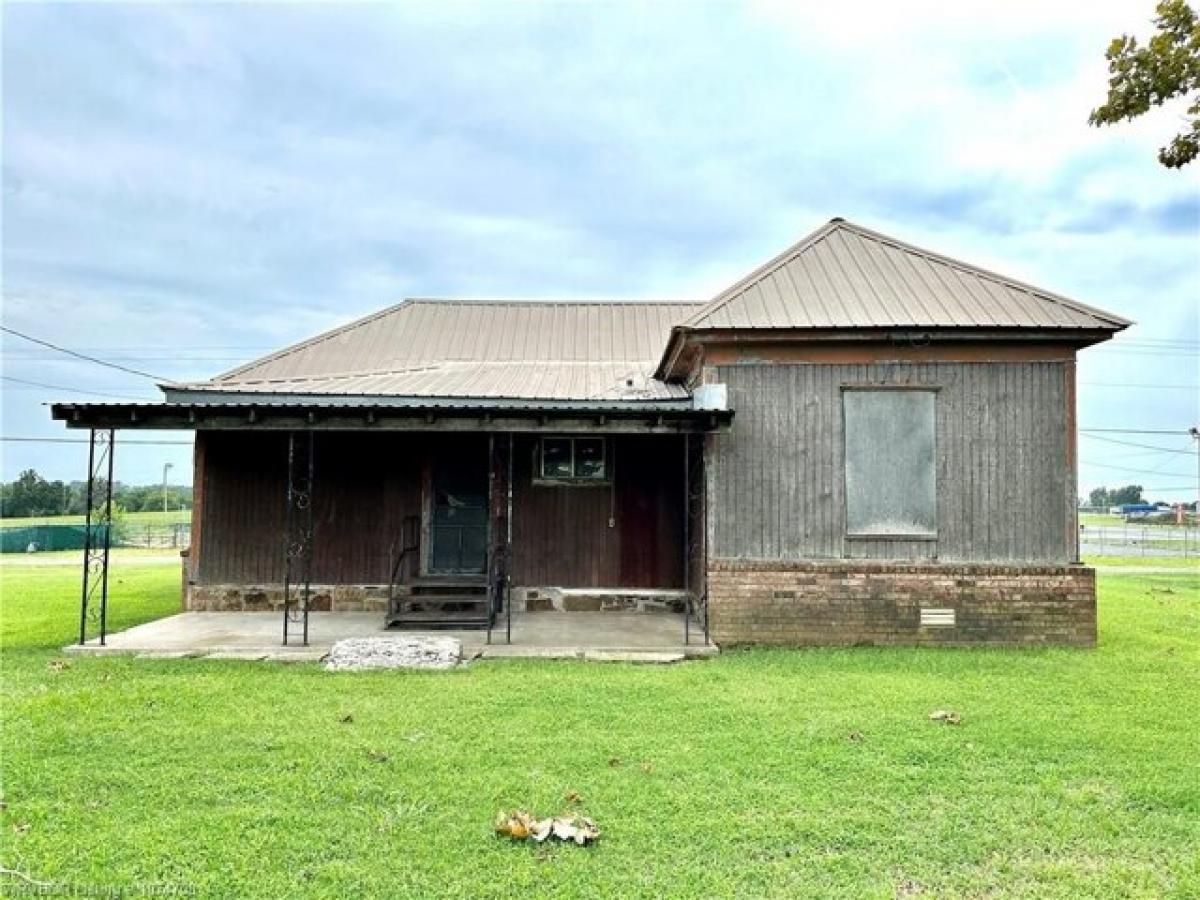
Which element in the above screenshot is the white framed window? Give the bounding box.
[842,387,937,538]
[538,437,607,482]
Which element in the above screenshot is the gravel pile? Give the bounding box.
[324,636,462,671]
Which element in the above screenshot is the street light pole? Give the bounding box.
[1190,427,1199,518]
[162,462,174,514]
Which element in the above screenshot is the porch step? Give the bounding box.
[385,614,492,630]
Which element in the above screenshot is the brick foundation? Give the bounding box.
[187,584,389,613]
[706,559,1096,647]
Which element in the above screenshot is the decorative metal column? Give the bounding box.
[282,431,315,646]
[78,429,115,645]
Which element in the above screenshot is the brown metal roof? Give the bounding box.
[171,219,1131,403]
[180,300,700,403]
[680,218,1132,331]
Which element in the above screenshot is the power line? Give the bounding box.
[1,436,192,446]
[1079,458,1195,478]
[1080,433,1197,455]
[0,325,171,381]
[1,376,159,402]
[1080,382,1198,390]
[1079,428,1194,435]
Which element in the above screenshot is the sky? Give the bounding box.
[2,0,1198,498]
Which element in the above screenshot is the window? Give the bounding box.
[539,437,607,482]
[842,388,936,537]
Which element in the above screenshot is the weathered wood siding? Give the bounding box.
[510,434,685,588]
[195,431,424,585]
[194,430,685,588]
[709,362,1073,563]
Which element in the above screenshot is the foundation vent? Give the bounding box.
[920,608,956,627]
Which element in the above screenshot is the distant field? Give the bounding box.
[1084,554,1200,570]
[0,509,192,528]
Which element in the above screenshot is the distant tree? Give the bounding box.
[0,469,62,517]
[1088,486,1111,508]
[1089,0,1200,168]
[1108,484,1146,506]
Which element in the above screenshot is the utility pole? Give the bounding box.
[162,462,174,514]
[1190,427,1199,517]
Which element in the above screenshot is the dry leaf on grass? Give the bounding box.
[47,660,70,672]
[339,714,354,724]
[929,710,962,725]
[848,731,865,743]
[495,810,599,846]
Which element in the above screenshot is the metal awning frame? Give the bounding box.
[51,401,734,434]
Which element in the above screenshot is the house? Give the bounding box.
[53,218,1131,648]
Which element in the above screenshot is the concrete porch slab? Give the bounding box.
[65,611,718,661]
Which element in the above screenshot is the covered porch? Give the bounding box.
[65,609,719,661]
[52,397,731,654]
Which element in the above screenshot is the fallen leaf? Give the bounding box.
[563,790,581,804]
[640,762,653,774]
[848,731,865,743]
[366,749,390,763]
[495,810,599,846]
[929,710,962,725]
[12,822,30,834]
[47,660,70,672]
[339,714,354,724]
[607,757,622,767]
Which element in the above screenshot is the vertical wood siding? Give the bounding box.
[196,430,685,588]
[711,362,1072,563]
[510,434,685,588]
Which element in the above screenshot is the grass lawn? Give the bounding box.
[1,564,1198,898]
[1084,555,1200,571]
[0,509,191,529]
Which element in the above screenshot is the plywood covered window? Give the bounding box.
[538,437,607,482]
[842,388,937,538]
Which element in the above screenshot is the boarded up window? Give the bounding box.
[843,389,936,537]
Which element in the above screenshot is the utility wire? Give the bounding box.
[1080,433,1197,455]
[1,376,158,401]
[1080,382,1198,390]
[0,325,171,381]
[1,436,192,446]
[1079,428,1194,435]
[1079,458,1195,478]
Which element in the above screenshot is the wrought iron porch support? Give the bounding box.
[282,431,315,646]
[78,428,115,645]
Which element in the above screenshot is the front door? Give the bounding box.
[429,453,488,574]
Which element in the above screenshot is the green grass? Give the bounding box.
[0,509,191,529]
[1,565,1198,898]
[1085,554,1200,570]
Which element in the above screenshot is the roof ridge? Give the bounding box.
[680,219,845,327]
[834,220,1133,328]
[404,297,702,307]
[684,217,1131,329]
[212,299,415,382]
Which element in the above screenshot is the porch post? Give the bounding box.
[506,432,514,645]
[78,428,115,645]
[282,431,315,646]
[683,433,690,646]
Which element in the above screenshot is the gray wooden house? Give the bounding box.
[54,218,1130,647]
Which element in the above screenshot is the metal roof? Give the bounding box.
[180,300,699,403]
[680,218,1133,331]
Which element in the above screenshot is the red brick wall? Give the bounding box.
[706,559,1095,647]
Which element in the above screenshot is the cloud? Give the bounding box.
[2,1,1197,489]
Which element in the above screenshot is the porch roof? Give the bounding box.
[50,398,733,433]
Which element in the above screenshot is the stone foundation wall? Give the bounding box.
[187,583,389,612]
[706,559,1096,647]
[512,587,688,613]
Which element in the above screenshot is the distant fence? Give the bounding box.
[0,522,191,553]
[1078,522,1198,558]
